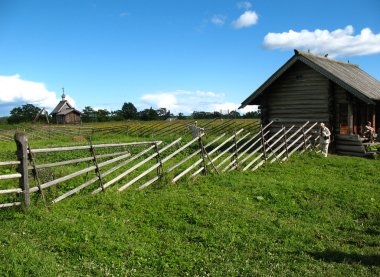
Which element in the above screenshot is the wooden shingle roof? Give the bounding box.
[50,100,81,115]
[240,50,380,107]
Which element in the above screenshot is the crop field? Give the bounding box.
[0,118,259,142]
[0,119,379,275]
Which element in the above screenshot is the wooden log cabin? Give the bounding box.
[50,90,81,124]
[240,50,380,156]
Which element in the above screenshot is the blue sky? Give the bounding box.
[1,0,380,116]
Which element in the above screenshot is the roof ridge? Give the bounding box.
[295,50,359,68]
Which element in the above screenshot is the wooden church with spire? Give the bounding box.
[50,88,81,124]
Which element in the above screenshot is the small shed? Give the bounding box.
[51,90,81,124]
[240,50,380,154]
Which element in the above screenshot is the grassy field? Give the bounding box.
[0,152,379,276]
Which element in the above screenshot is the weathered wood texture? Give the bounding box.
[335,134,368,157]
[251,59,378,154]
[14,132,30,207]
[261,62,330,125]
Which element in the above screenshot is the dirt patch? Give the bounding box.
[72,135,87,142]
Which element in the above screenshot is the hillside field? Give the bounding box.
[0,152,379,276]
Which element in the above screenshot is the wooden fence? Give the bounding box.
[0,121,320,209]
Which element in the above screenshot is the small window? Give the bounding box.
[296,74,304,80]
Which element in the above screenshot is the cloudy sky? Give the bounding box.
[0,0,380,116]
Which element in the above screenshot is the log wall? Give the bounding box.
[261,61,330,129]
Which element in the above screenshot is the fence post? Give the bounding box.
[14,132,30,208]
[260,124,267,160]
[198,136,208,175]
[89,140,104,192]
[28,144,46,205]
[154,142,163,177]
[302,127,307,150]
[233,131,239,170]
[282,125,289,160]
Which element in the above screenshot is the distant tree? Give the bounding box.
[229,110,241,118]
[177,112,186,120]
[96,109,110,122]
[81,106,97,122]
[0,116,8,124]
[157,108,172,120]
[139,107,158,121]
[192,111,212,119]
[7,104,41,124]
[121,102,138,119]
[110,110,124,121]
[212,111,222,119]
[242,111,261,119]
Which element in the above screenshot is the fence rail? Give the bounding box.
[1,121,320,209]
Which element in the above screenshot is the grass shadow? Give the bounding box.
[308,250,380,267]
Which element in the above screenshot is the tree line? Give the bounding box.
[5,102,260,124]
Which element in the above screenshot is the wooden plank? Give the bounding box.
[0,173,21,180]
[335,134,362,142]
[336,151,365,157]
[335,140,363,146]
[226,130,270,172]
[0,202,21,208]
[53,145,158,203]
[173,131,240,182]
[31,148,138,192]
[287,134,313,157]
[166,133,226,175]
[213,132,251,170]
[29,141,160,153]
[118,136,202,191]
[0,188,22,194]
[0,161,20,166]
[92,139,180,193]
[223,122,273,171]
[281,122,318,162]
[30,156,97,170]
[250,126,295,171]
[268,122,311,162]
[336,145,365,153]
[190,129,245,178]
[15,132,30,207]
[241,127,285,171]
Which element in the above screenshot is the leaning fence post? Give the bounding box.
[260,124,267,160]
[282,126,289,160]
[154,142,163,177]
[198,136,208,175]
[89,139,104,192]
[14,132,30,208]
[302,127,307,150]
[233,131,239,170]
[28,144,46,205]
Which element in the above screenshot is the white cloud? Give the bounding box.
[263,25,380,57]
[232,10,258,29]
[211,15,227,26]
[237,1,252,10]
[0,74,76,115]
[140,90,255,115]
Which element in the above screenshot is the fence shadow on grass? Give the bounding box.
[308,250,380,267]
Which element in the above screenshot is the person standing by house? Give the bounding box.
[363,121,377,143]
[319,123,331,157]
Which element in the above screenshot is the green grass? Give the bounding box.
[0,153,379,276]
